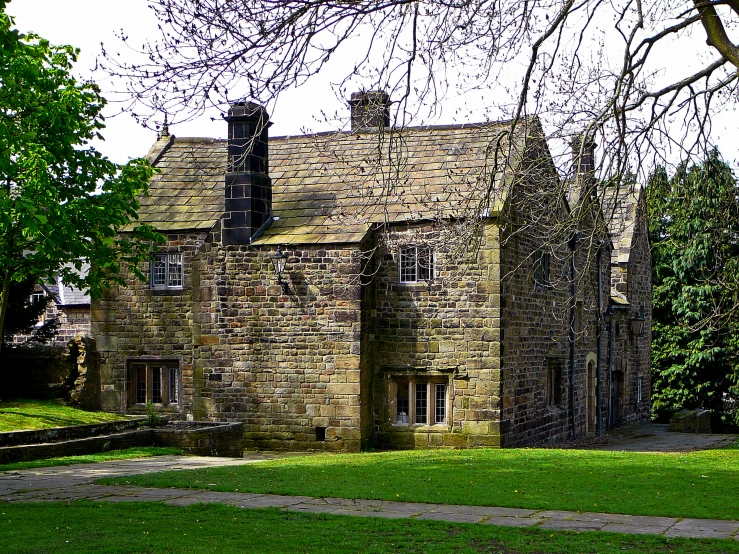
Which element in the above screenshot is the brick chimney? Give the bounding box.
[349,90,390,132]
[223,102,272,245]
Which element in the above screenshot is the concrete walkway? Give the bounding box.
[1,451,738,541]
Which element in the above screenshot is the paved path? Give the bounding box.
[590,423,737,452]
[1,453,738,541]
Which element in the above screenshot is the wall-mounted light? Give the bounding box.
[271,245,288,293]
[629,309,645,337]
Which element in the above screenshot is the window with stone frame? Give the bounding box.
[546,357,563,406]
[127,361,180,407]
[533,250,551,289]
[398,246,435,284]
[151,252,184,290]
[391,377,449,425]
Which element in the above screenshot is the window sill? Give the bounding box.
[391,422,449,430]
[150,288,186,296]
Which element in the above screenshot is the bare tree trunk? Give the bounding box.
[0,273,13,359]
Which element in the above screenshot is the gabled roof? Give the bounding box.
[133,119,538,244]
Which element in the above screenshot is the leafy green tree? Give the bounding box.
[1,279,59,346]
[647,151,739,423]
[0,2,161,354]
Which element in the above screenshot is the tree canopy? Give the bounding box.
[105,1,739,183]
[647,150,739,423]
[0,1,160,352]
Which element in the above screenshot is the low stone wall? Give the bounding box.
[153,421,244,457]
[669,409,711,433]
[0,429,153,464]
[0,420,244,464]
[0,418,144,447]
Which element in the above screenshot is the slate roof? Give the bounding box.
[133,120,536,244]
[41,263,90,306]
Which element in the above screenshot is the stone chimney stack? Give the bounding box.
[349,90,390,132]
[570,133,596,199]
[223,101,272,246]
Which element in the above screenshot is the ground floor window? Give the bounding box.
[128,361,180,407]
[392,377,448,425]
[546,357,563,406]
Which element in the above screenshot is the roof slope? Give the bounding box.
[133,120,536,244]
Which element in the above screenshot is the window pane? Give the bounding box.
[169,367,179,404]
[152,367,162,403]
[168,254,183,287]
[396,382,409,423]
[153,255,167,287]
[418,248,433,281]
[415,383,428,424]
[135,366,147,404]
[435,384,446,424]
[399,247,416,283]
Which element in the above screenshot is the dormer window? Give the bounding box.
[151,253,183,290]
[399,246,434,284]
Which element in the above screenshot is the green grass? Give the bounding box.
[101,444,739,521]
[0,399,127,432]
[1,502,736,554]
[0,447,182,472]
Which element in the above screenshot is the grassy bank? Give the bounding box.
[0,399,127,432]
[101,444,739,520]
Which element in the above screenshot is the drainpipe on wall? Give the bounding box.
[568,235,578,440]
[607,308,614,431]
[595,243,604,437]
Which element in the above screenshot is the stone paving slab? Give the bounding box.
[664,518,739,539]
[482,516,545,528]
[533,510,579,520]
[601,523,674,535]
[539,519,607,531]
[429,505,538,518]
[416,511,485,523]
[572,512,679,527]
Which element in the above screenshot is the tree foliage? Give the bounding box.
[647,150,739,422]
[0,2,162,352]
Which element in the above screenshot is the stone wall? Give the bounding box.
[94,230,370,452]
[499,199,610,446]
[372,222,502,449]
[94,231,205,416]
[194,241,367,452]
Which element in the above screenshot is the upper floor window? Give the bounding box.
[399,246,434,284]
[533,251,551,289]
[151,253,183,290]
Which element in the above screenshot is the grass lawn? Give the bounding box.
[0,447,182,472]
[101,442,739,521]
[1,502,737,554]
[0,399,127,432]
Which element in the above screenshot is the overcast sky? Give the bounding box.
[7,0,739,167]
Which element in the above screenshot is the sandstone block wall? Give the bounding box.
[372,223,502,448]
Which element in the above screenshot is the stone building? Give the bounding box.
[92,92,651,451]
[11,269,91,347]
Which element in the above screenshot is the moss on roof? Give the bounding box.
[130,120,535,244]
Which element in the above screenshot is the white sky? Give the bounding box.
[7,0,739,167]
